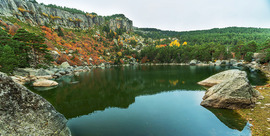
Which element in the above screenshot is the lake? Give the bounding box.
[28,65,267,136]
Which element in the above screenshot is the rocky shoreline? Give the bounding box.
[2,59,269,135]
[12,59,265,87]
[234,63,270,135]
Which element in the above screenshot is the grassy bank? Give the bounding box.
[236,70,270,136]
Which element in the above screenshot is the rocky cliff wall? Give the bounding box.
[0,0,133,31]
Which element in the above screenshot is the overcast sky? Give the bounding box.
[36,0,270,31]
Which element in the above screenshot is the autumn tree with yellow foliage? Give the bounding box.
[169,40,180,47]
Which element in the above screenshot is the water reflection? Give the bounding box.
[28,65,267,119]
[206,108,247,131]
[67,91,251,136]
[27,65,266,135]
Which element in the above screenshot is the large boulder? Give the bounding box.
[33,79,58,87]
[253,53,266,62]
[13,68,30,77]
[189,59,197,65]
[229,59,237,65]
[198,70,261,109]
[0,72,71,135]
[198,69,246,87]
[35,68,50,76]
[23,68,38,76]
[51,51,60,60]
[214,60,227,66]
[59,61,70,69]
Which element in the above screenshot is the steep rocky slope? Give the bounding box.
[0,0,132,31]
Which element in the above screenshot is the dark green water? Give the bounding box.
[28,65,267,136]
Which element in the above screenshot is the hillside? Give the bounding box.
[0,0,270,74]
[135,27,270,45]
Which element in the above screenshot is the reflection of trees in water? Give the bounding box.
[30,66,266,122]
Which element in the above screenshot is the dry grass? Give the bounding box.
[236,83,270,136]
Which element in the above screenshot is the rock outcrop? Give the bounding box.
[198,69,261,109]
[189,59,197,65]
[198,69,246,87]
[0,72,71,135]
[0,0,133,31]
[33,79,58,87]
[59,61,71,69]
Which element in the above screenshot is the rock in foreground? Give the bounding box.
[0,72,71,135]
[33,79,58,87]
[199,70,261,109]
[198,69,247,87]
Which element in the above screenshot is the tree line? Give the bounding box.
[0,28,53,74]
[135,39,270,64]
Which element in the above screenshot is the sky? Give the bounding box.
[36,0,270,31]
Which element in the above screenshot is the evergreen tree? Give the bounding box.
[13,28,53,68]
[0,45,18,74]
[57,26,64,37]
[0,29,28,67]
[13,28,32,67]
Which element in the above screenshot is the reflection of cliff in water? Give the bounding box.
[29,65,266,119]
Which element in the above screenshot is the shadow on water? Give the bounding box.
[26,65,266,135]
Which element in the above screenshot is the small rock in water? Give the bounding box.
[261,107,266,109]
[256,102,262,105]
[251,109,254,111]
[267,118,270,122]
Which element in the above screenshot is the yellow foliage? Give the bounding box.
[169,80,179,86]
[42,13,49,17]
[68,18,73,22]
[169,40,180,47]
[50,15,61,20]
[86,13,96,18]
[90,14,96,18]
[117,52,122,57]
[18,7,29,13]
[182,41,187,46]
[75,18,82,22]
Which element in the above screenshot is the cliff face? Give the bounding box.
[0,0,133,31]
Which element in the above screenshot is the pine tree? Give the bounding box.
[12,28,31,67]
[0,45,18,74]
[57,26,64,37]
[0,29,28,67]
[13,28,53,68]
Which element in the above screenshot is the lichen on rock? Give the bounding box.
[198,69,261,109]
[0,72,71,135]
